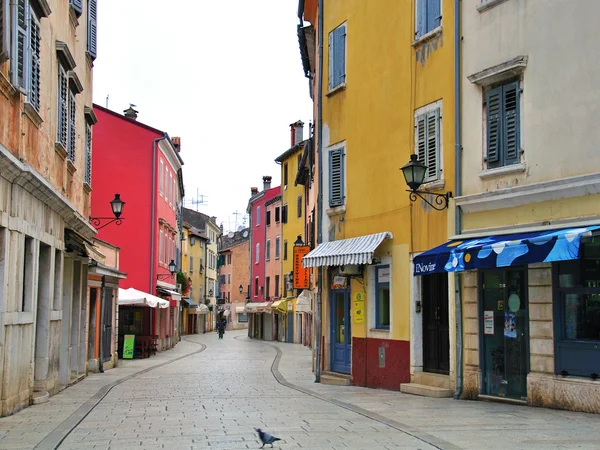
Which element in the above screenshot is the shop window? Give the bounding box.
[375,265,390,329]
[554,236,600,378]
[238,312,248,323]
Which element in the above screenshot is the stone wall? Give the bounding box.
[461,270,480,399]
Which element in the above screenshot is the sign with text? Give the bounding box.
[293,245,311,289]
[123,334,135,359]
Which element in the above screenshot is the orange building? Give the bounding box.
[219,229,250,329]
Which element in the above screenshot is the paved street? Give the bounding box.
[1,330,600,450]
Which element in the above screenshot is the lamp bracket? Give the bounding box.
[408,190,452,211]
[156,273,174,280]
[90,217,124,230]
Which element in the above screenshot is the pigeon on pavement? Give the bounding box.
[255,427,282,448]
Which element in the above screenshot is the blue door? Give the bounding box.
[330,289,351,374]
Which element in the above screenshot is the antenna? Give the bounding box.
[105,94,109,108]
[232,210,243,230]
[184,188,208,211]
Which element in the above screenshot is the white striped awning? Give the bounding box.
[302,232,393,268]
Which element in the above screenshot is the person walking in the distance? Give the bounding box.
[216,318,226,339]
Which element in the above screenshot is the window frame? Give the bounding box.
[265,239,271,262]
[57,62,69,149]
[255,243,260,264]
[375,265,391,330]
[415,0,442,39]
[484,80,521,169]
[275,236,280,260]
[328,145,346,208]
[256,206,261,226]
[414,101,442,184]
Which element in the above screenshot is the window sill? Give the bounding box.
[326,204,346,217]
[83,182,92,194]
[369,328,390,333]
[420,179,445,191]
[67,159,76,175]
[24,102,43,128]
[477,0,510,13]
[55,142,68,160]
[479,162,526,179]
[0,71,17,99]
[412,26,442,47]
[326,83,346,97]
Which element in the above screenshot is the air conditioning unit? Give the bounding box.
[339,265,361,276]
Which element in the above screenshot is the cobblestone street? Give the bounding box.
[1,330,599,450]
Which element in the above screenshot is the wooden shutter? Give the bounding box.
[486,86,502,165]
[282,205,288,224]
[57,65,68,148]
[28,12,40,111]
[70,0,82,16]
[297,195,302,217]
[416,0,426,38]
[428,0,441,31]
[87,0,97,59]
[0,0,9,62]
[416,114,426,164]
[266,210,271,226]
[425,110,439,181]
[503,82,520,164]
[329,148,344,207]
[68,90,76,161]
[328,30,333,89]
[11,0,28,89]
[333,25,346,86]
[275,207,280,222]
[84,123,92,185]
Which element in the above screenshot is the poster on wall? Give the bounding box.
[123,334,135,359]
[504,312,517,338]
[332,276,348,289]
[484,311,494,335]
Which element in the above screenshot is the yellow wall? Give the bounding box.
[322,1,455,343]
[182,225,206,304]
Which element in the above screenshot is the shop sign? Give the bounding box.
[354,292,364,324]
[293,245,311,289]
[123,334,135,359]
[484,311,494,335]
[332,276,347,289]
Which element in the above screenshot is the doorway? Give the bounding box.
[481,269,529,400]
[422,273,450,374]
[330,288,351,374]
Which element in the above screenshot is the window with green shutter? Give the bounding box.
[84,123,92,185]
[28,10,41,111]
[57,64,68,149]
[415,106,441,183]
[328,23,346,91]
[486,81,520,169]
[329,147,345,207]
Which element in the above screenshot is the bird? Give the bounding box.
[255,428,281,448]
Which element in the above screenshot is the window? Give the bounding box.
[238,312,248,323]
[282,205,288,224]
[28,9,41,111]
[275,275,280,298]
[189,256,193,272]
[227,254,231,265]
[486,81,520,169]
[57,64,68,149]
[415,104,441,183]
[275,206,280,223]
[265,276,270,299]
[70,0,83,17]
[284,240,288,260]
[228,274,231,284]
[376,265,390,329]
[329,147,345,207]
[328,23,346,90]
[415,0,441,39]
[255,243,260,264]
[275,236,280,260]
[256,206,261,226]
[164,166,169,200]
[87,0,97,60]
[297,195,302,218]
[554,237,600,377]
[266,210,271,226]
[84,123,92,185]
[159,230,163,263]
[284,163,288,187]
[67,89,76,162]
[21,237,34,312]
[254,277,259,297]
[266,239,271,261]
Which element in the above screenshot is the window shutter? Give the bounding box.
[1,0,10,63]
[57,65,68,148]
[282,205,288,224]
[297,195,302,217]
[329,148,344,207]
[416,0,426,38]
[428,0,441,31]
[28,13,40,111]
[266,240,270,261]
[328,30,333,89]
[425,109,439,181]
[334,25,346,86]
[87,0,97,59]
[416,114,426,165]
[84,123,92,185]
[266,210,271,226]
[70,0,82,16]
[486,86,502,165]
[275,207,280,222]
[503,82,520,164]
[11,0,28,89]
[68,90,76,161]
[190,256,193,272]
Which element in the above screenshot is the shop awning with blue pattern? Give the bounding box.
[413,225,600,276]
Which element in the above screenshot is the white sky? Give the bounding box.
[93,0,313,233]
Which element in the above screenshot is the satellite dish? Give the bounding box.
[242,230,248,238]
[227,231,234,238]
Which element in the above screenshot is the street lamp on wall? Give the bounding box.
[90,194,126,230]
[239,285,243,294]
[400,155,452,211]
[157,260,176,280]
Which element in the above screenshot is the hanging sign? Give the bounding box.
[484,311,494,335]
[332,276,347,289]
[123,334,135,359]
[293,245,311,289]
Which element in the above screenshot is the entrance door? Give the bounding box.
[287,312,294,342]
[101,288,113,363]
[481,269,529,400]
[330,289,351,374]
[423,273,450,374]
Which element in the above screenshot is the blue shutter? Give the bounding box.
[11,0,28,89]
[486,86,502,165]
[329,148,344,207]
[70,0,83,16]
[87,0,97,59]
[334,25,346,86]
[416,0,426,38]
[328,30,333,89]
[28,13,40,111]
[428,0,441,31]
[503,82,520,165]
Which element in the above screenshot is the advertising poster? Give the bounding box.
[484,311,494,335]
[504,312,517,338]
[123,334,135,359]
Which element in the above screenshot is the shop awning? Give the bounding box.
[196,303,209,314]
[244,302,272,313]
[413,225,600,276]
[182,298,199,308]
[296,289,312,312]
[302,232,393,268]
[157,288,181,301]
[117,288,169,308]
[271,300,288,313]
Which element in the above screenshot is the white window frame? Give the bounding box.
[256,206,261,226]
[275,236,280,260]
[255,243,260,264]
[159,160,164,195]
[414,100,443,185]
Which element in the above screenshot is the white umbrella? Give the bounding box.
[118,287,169,308]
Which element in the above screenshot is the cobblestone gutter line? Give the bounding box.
[236,336,460,450]
[34,341,207,450]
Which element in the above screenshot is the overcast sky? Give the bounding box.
[93,0,313,233]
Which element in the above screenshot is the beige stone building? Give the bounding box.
[0,0,98,415]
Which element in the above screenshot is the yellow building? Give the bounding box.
[275,121,309,343]
[300,0,456,393]
[181,221,209,333]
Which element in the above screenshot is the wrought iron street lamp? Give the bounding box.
[157,260,176,280]
[400,155,452,211]
[90,193,125,230]
[239,285,243,294]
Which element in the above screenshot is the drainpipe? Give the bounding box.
[453,0,463,400]
[99,276,106,373]
[314,0,324,384]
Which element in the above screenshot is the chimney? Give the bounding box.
[211,216,217,223]
[123,104,138,120]
[263,176,272,191]
[290,120,304,146]
[172,136,181,152]
[251,187,258,196]
[220,224,224,234]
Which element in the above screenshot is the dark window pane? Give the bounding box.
[562,293,600,341]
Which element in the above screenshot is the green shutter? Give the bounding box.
[486,86,502,165]
[329,148,344,207]
[84,123,92,185]
[57,65,68,148]
[87,0,97,59]
[68,90,76,161]
[503,82,520,164]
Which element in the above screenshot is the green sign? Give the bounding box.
[123,334,135,359]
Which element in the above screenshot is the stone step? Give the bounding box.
[400,383,453,398]
[320,372,351,386]
[32,391,49,405]
[413,372,451,389]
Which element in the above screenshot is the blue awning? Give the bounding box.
[413,225,600,276]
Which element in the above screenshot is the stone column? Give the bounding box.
[78,264,88,375]
[60,257,73,387]
[462,270,480,399]
[34,244,53,394]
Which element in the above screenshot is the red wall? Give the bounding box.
[352,337,410,390]
[92,106,162,293]
[154,150,178,285]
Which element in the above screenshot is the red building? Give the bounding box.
[91,105,184,352]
